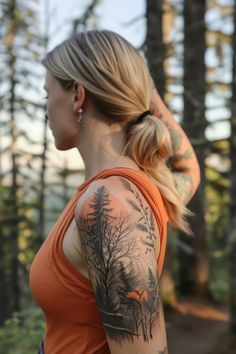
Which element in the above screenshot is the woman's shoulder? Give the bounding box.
[74,174,161,258]
[76,173,150,216]
[75,175,136,218]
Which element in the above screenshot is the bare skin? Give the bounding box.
[43,71,199,353]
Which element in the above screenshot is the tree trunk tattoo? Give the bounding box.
[78,184,161,344]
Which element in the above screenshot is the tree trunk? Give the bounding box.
[146,0,165,98]
[146,0,177,305]
[0,211,7,325]
[229,0,236,335]
[178,0,210,296]
[37,115,48,247]
[8,0,20,316]
[37,0,50,248]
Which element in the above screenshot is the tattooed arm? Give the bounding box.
[150,85,201,205]
[75,177,168,354]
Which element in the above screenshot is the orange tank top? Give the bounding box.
[29,167,169,354]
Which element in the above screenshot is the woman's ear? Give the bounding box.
[72,82,86,113]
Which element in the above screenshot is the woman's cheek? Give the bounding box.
[48,98,59,124]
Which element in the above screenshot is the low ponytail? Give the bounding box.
[125,113,194,236]
[42,29,193,235]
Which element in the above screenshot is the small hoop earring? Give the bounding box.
[77,108,86,127]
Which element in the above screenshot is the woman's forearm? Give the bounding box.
[150,86,201,204]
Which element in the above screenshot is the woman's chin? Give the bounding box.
[54,138,74,151]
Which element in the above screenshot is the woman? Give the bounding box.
[30,30,200,354]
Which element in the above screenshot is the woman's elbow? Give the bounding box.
[190,164,201,199]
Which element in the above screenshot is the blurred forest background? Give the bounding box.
[0,0,236,353]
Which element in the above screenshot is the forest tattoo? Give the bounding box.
[78,185,161,344]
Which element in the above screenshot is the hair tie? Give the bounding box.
[136,110,152,124]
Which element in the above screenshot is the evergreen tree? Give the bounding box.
[118,262,138,303]
[146,0,165,98]
[88,186,113,224]
[178,0,210,297]
[0,0,44,323]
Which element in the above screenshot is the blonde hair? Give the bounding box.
[42,30,193,235]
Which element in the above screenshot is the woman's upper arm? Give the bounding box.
[75,177,168,354]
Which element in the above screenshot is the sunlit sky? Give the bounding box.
[44,0,145,50]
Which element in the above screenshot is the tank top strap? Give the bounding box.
[78,167,168,276]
